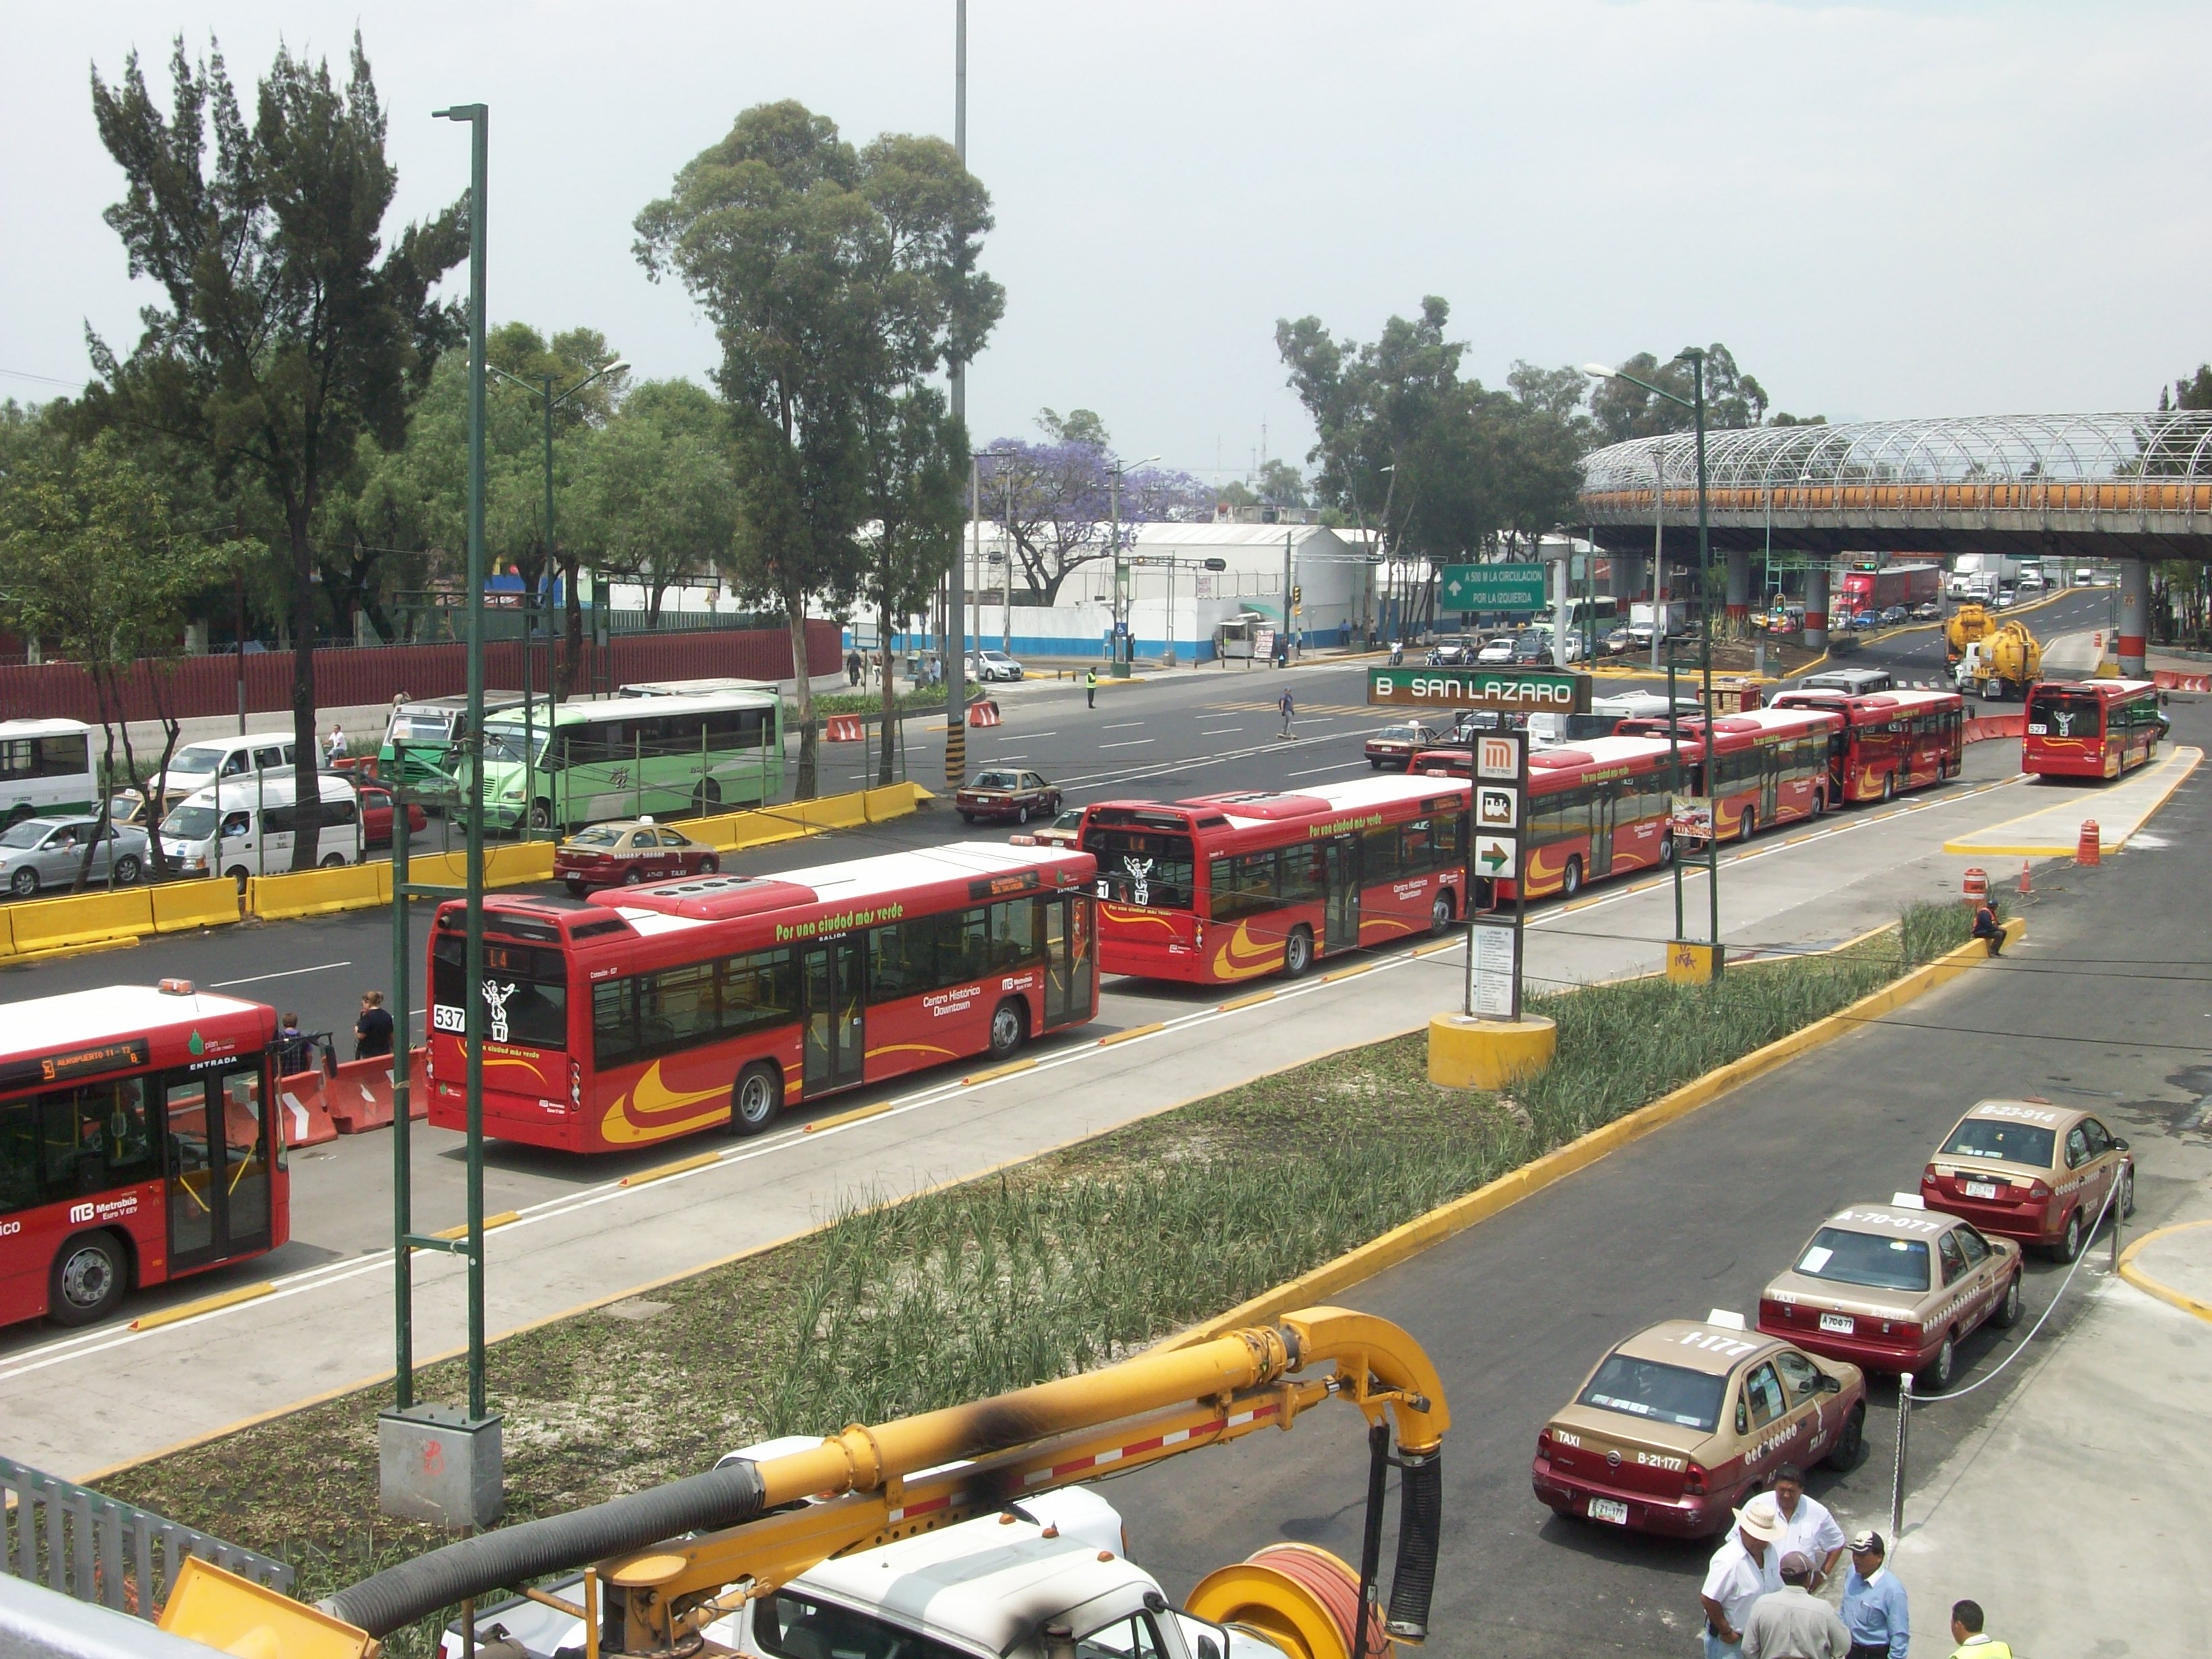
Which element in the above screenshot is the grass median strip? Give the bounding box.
[102,900,1983,1653]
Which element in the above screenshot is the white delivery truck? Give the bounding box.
[1946,553,2020,601]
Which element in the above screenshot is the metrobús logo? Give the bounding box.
[68,1194,138,1226]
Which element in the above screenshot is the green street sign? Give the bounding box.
[1366,666,1592,714]
[1439,562,1546,610]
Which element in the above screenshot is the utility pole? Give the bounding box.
[944,0,968,793]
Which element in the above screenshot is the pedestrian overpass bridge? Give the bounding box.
[1574,411,2212,671]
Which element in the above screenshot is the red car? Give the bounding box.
[554,817,722,894]
[356,779,428,849]
[956,769,1061,825]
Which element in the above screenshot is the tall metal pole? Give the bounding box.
[944,0,968,786]
[459,104,490,1424]
[388,787,413,1408]
[1111,465,1125,672]
[1651,443,1665,673]
[1691,351,1718,954]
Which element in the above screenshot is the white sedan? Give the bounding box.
[1476,636,1518,664]
[967,649,1025,682]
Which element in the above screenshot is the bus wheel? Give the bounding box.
[1740,808,1757,843]
[1428,889,1455,936]
[319,852,347,869]
[1658,830,1675,865]
[988,997,1028,1059]
[49,1232,126,1327]
[731,1063,783,1136]
[1283,925,1315,978]
[691,781,721,818]
[528,800,554,831]
[1560,856,1583,899]
[1881,775,1896,803]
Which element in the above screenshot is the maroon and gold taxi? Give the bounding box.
[1409,747,1473,779]
[956,769,1061,825]
[1757,1195,2021,1390]
[1364,721,1446,771]
[554,817,721,894]
[1921,1098,2134,1262]
[1532,1312,1865,1538]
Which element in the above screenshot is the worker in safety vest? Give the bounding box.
[1947,1600,2012,1659]
[1086,668,1098,709]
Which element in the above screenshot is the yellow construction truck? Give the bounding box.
[1944,603,1993,666]
[1952,620,2043,701]
[146,1306,1451,1659]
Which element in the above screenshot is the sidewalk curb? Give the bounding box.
[1160,921,2023,1350]
[1939,744,2201,856]
[2118,1219,2212,1325]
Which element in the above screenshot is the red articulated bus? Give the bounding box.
[1768,688,1964,805]
[1615,707,1844,839]
[1,983,287,1329]
[2022,679,2164,780]
[425,842,1099,1151]
[1078,776,1472,983]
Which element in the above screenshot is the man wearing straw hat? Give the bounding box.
[1700,1491,1787,1658]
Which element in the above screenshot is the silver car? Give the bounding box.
[0,815,150,898]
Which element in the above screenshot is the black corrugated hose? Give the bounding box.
[1385,1451,1443,1641]
[320,1462,768,1638]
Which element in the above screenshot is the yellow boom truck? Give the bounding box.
[148,1307,1451,1659]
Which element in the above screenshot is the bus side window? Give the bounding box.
[0,1100,42,1213]
[988,897,1040,968]
[1362,822,1402,884]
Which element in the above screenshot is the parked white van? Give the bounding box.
[156,734,301,803]
[158,774,362,887]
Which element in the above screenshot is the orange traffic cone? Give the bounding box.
[2016,859,2033,897]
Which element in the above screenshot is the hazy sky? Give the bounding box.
[5,1,2206,484]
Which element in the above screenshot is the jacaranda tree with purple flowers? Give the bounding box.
[980,409,1209,606]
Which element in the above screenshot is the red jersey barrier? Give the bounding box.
[1963,714,2027,744]
[324,1049,429,1135]
[825,714,865,742]
[276,1070,339,1148]
[967,699,1002,727]
[2154,670,2210,692]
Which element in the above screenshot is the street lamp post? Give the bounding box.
[1585,353,1721,973]
[488,357,626,831]
[1105,455,1159,676]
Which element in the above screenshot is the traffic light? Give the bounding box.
[1290,583,1302,606]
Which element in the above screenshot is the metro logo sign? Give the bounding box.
[1366,666,1592,714]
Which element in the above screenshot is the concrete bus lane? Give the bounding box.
[1103,701,2212,1656]
[0,722,2101,1478]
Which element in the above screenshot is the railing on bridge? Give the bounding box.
[1,1453,293,1623]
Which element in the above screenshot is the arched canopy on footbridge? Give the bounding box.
[1576,412,2212,561]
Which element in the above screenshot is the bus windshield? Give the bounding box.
[1082,826,1196,910]
[387,707,459,745]
[2027,691,2103,740]
[482,723,550,767]
[161,806,221,841]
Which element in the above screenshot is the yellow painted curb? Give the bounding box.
[1099,1021,1165,1047]
[961,1057,1040,1086]
[1161,921,2021,1351]
[618,1149,722,1187]
[129,1282,275,1331]
[428,1211,519,1242]
[805,1099,894,1134]
[1219,989,1278,1012]
[2118,1219,2212,1325]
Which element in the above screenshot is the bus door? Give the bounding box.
[163,1059,273,1271]
[1322,836,1360,954]
[1042,894,1091,1028]
[1759,741,1782,824]
[1590,782,1618,879]
[802,938,866,1095]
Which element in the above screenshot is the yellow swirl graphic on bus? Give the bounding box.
[600,1060,730,1145]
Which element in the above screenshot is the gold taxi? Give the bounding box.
[1531,1312,1866,1538]
[1920,1098,2134,1262]
[1757,1195,2022,1390]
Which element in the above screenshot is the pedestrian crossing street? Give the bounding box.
[1202,700,1376,717]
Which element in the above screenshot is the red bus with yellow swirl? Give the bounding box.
[424,841,1097,1151]
[1078,776,1472,983]
[2022,678,2164,780]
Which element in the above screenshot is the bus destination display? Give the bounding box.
[0,1037,152,1091]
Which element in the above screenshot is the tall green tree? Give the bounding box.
[82,34,465,866]
[0,433,241,883]
[1587,345,1822,442]
[635,99,1001,796]
[569,380,738,628]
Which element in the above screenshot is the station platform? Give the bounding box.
[1941,744,2201,856]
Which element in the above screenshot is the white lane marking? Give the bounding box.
[1103,721,1145,730]
[1287,763,1369,778]
[991,753,1028,761]
[212,961,353,987]
[1099,740,1155,750]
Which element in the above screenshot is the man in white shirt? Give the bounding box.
[1770,1464,1848,1594]
[1700,1492,1786,1658]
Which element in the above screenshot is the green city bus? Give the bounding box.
[477,689,784,831]
[380,693,541,790]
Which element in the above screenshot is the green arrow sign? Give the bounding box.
[1480,843,1510,873]
[1439,562,1546,610]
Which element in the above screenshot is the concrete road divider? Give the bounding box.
[7,888,155,956]
[2154,669,2211,693]
[1963,714,2027,743]
[276,1070,339,1148]
[152,879,243,933]
[249,862,390,921]
[323,1049,428,1135]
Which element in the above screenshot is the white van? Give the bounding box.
[158,774,362,886]
[0,719,98,827]
[156,734,300,803]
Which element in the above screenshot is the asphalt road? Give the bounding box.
[1100,676,2211,1654]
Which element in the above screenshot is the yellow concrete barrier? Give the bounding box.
[1428,1014,1557,1088]
[151,880,243,933]
[485,842,554,887]
[410,850,467,888]
[249,863,387,921]
[8,888,156,956]
[864,782,931,821]
[799,794,867,831]
[0,908,15,958]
